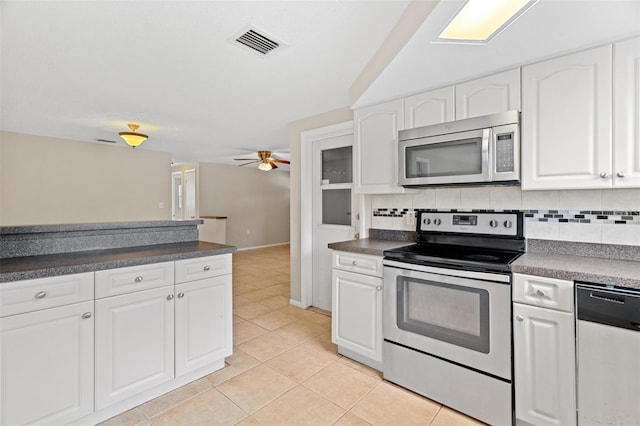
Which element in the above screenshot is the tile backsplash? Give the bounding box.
[368,187,640,246]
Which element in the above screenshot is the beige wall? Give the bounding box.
[197,162,290,249]
[289,107,354,303]
[0,131,172,226]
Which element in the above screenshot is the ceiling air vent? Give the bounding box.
[231,26,286,57]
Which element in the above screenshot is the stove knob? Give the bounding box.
[489,219,499,228]
[504,220,513,229]
[434,218,442,226]
[423,218,431,225]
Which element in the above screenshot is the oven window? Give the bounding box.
[405,138,482,178]
[397,276,490,353]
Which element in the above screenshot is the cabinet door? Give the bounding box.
[522,46,612,189]
[95,286,175,410]
[455,68,521,119]
[331,269,382,364]
[175,275,232,377]
[614,36,640,187]
[353,99,404,194]
[1,301,94,425]
[404,86,454,129]
[513,303,576,426]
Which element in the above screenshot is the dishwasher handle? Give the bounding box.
[576,283,640,332]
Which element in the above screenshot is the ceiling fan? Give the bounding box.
[234,150,290,171]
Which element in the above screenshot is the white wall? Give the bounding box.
[197,162,290,249]
[368,187,640,246]
[0,131,172,226]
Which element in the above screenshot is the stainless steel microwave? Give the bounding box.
[398,110,520,187]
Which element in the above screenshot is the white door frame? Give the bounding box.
[300,121,354,308]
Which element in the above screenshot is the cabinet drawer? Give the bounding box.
[513,273,574,312]
[175,254,231,284]
[0,272,94,317]
[333,251,383,277]
[95,262,174,298]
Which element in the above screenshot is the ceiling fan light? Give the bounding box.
[258,161,273,171]
[119,123,148,148]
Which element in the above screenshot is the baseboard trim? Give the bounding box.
[289,298,306,309]
[237,242,290,251]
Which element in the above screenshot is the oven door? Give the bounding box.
[383,261,511,380]
[398,129,491,186]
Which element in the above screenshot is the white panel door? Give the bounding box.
[404,86,455,129]
[95,286,175,410]
[332,269,382,364]
[354,99,405,194]
[184,169,197,219]
[614,36,640,188]
[175,275,232,376]
[455,68,521,119]
[513,303,576,426]
[1,301,94,426]
[522,45,612,189]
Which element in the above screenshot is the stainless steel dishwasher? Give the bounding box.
[576,283,640,425]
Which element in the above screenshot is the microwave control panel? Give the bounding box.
[495,132,514,173]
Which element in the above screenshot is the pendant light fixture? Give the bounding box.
[119,123,148,148]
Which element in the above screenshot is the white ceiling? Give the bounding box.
[356,0,640,107]
[0,0,411,167]
[2,0,640,169]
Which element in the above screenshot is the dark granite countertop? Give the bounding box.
[328,238,413,257]
[0,241,236,283]
[512,252,640,290]
[1,220,203,235]
[200,216,228,220]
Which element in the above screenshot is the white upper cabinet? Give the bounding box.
[354,99,405,194]
[455,68,521,119]
[404,86,455,129]
[614,36,640,188]
[522,45,613,189]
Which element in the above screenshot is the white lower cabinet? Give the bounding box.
[331,251,383,370]
[513,273,576,426]
[95,285,175,410]
[175,275,232,376]
[0,300,94,426]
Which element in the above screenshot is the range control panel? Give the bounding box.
[419,212,519,236]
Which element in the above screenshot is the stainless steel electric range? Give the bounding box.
[383,210,525,425]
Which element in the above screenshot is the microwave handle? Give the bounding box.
[481,128,492,180]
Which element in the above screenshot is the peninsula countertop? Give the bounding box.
[0,241,236,283]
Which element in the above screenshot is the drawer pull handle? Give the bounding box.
[599,171,609,179]
[82,312,92,319]
[352,261,358,266]
[35,291,47,299]
[177,292,185,298]
[536,289,546,297]
[167,294,174,300]
[134,276,144,283]
[376,286,382,291]
[516,315,524,322]
[617,171,625,178]
[203,265,211,271]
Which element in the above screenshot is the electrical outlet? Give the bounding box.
[158,202,165,209]
[405,212,416,226]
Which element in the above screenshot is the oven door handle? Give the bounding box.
[383,259,511,284]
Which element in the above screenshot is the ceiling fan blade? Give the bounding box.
[234,158,260,161]
[270,162,278,169]
[271,159,290,164]
[238,160,260,167]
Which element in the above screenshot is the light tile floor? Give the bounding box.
[102,245,484,426]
